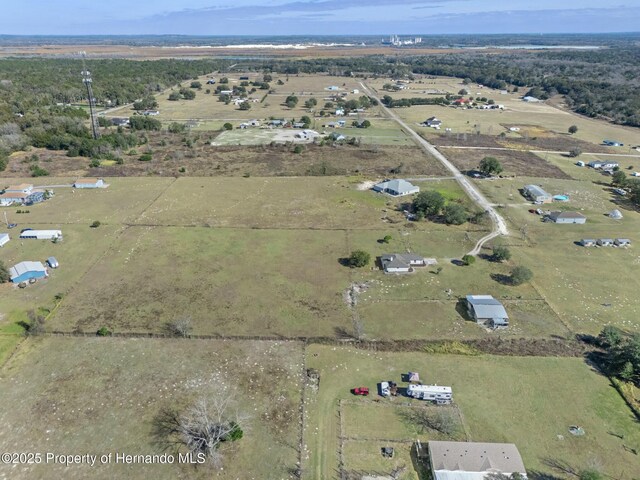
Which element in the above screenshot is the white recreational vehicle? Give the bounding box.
[407,384,452,404]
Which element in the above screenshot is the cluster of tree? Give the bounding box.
[596,325,640,385]
[381,95,449,108]
[133,95,158,111]
[412,190,470,225]
[129,116,161,131]
[168,88,196,101]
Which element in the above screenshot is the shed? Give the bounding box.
[597,238,614,246]
[0,233,9,247]
[74,178,105,189]
[548,211,587,224]
[523,184,552,203]
[466,295,509,328]
[422,117,442,128]
[373,179,420,197]
[428,441,526,480]
[580,239,596,247]
[614,238,631,246]
[9,261,48,283]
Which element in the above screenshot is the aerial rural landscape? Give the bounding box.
[0,4,640,479]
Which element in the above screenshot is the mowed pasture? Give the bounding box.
[476,177,640,333]
[49,226,352,336]
[0,337,303,480]
[133,177,463,229]
[304,344,640,480]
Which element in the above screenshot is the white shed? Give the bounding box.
[19,230,62,240]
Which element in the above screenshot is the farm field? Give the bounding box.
[0,337,304,480]
[303,344,640,480]
[366,75,640,150]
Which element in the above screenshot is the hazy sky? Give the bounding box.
[2,0,640,35]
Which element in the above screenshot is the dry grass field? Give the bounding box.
[0,337,304,480]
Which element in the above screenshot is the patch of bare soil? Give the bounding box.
[442,147,572,179]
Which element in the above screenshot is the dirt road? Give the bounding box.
[360,82,508,255]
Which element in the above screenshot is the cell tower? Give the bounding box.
[80,52,100,140]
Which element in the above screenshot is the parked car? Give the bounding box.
[7,223,17,229]
[379,381,390,397]
[46,256,59,269]
[613,188,627,196]
[352,387,369,396]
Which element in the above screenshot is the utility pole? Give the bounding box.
[80,51,100,140]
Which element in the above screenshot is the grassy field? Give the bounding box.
[0,337,304,480]
[366,75,640,150]
[304,344,640,479]
[475,176,640,334]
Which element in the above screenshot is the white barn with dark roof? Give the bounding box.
[428,441,527,480]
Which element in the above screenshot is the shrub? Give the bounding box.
[89,159,100,168]
[568,147,582,158]
[96,327,112,336]
[568,125,578,134]
[348,250,370,268]
[90,220,101,228]
[293,145,304,154]
[461,254,475,266]
[382,235,392,244]
[510,266,533,285]
[139,153,152,162]
[223,123,233,131]
[492,245,511,262]
[29,164,49,177]
[443,203,469,225]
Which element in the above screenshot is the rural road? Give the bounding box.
[360,82,508,255]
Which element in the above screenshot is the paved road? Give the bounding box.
[360,82,508,255]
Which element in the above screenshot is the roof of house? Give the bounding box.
[381,253,426,270]
[75,177,101,184]
[5,183,33,191]
[615,238,631,242]
[466,295,508,319]
[9,261,47,280]
[0,192,29,199]
[524,184,550,197]
[429,441,526,476]
[549,211,586,220]
[374,179,419,195]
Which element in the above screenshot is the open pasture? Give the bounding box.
[304,344,640,480]
[0,337,304,480]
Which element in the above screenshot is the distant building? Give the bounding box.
[615,238,631,246]
[588,160,619,169]
[597,238,614,246]
[110,117,130,127]
[9,261,48,283]
[372,179,420,197]
[428,441,527,480]
[547,211,587,224]
[421,117,442,128]
[74,178,105,189]
[603,140,624,147]
[0,184,45,207]
[580,239,596,247]
[466,295,509,328]
[522,96,541,102]
[523,184,552,203]
[142,110,160,116]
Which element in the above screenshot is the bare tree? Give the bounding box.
[168,316,193,337]
[352,314,364,340]
[154,388,247,468]
[24,309,46,336]
[401,408,458,437]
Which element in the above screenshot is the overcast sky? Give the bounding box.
[2,1,640,35]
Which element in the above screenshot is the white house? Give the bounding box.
[523,184,552,203]
[380,253,435,274]
[0,233,9,247]
[372,179,420,197]
[19,230,63,240]
[588,160,619,170]
[466,295,509,328]
[407,385,452,404]
[74,178,105,189]
[522,96,541,102]
[428,441,527,480]
[421,117,442,128]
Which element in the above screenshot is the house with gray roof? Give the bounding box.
[428,441,526,480]
[547,211,587,224]
[373,179,420,197]
[380,253,436,274]
[466,295,509,328]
